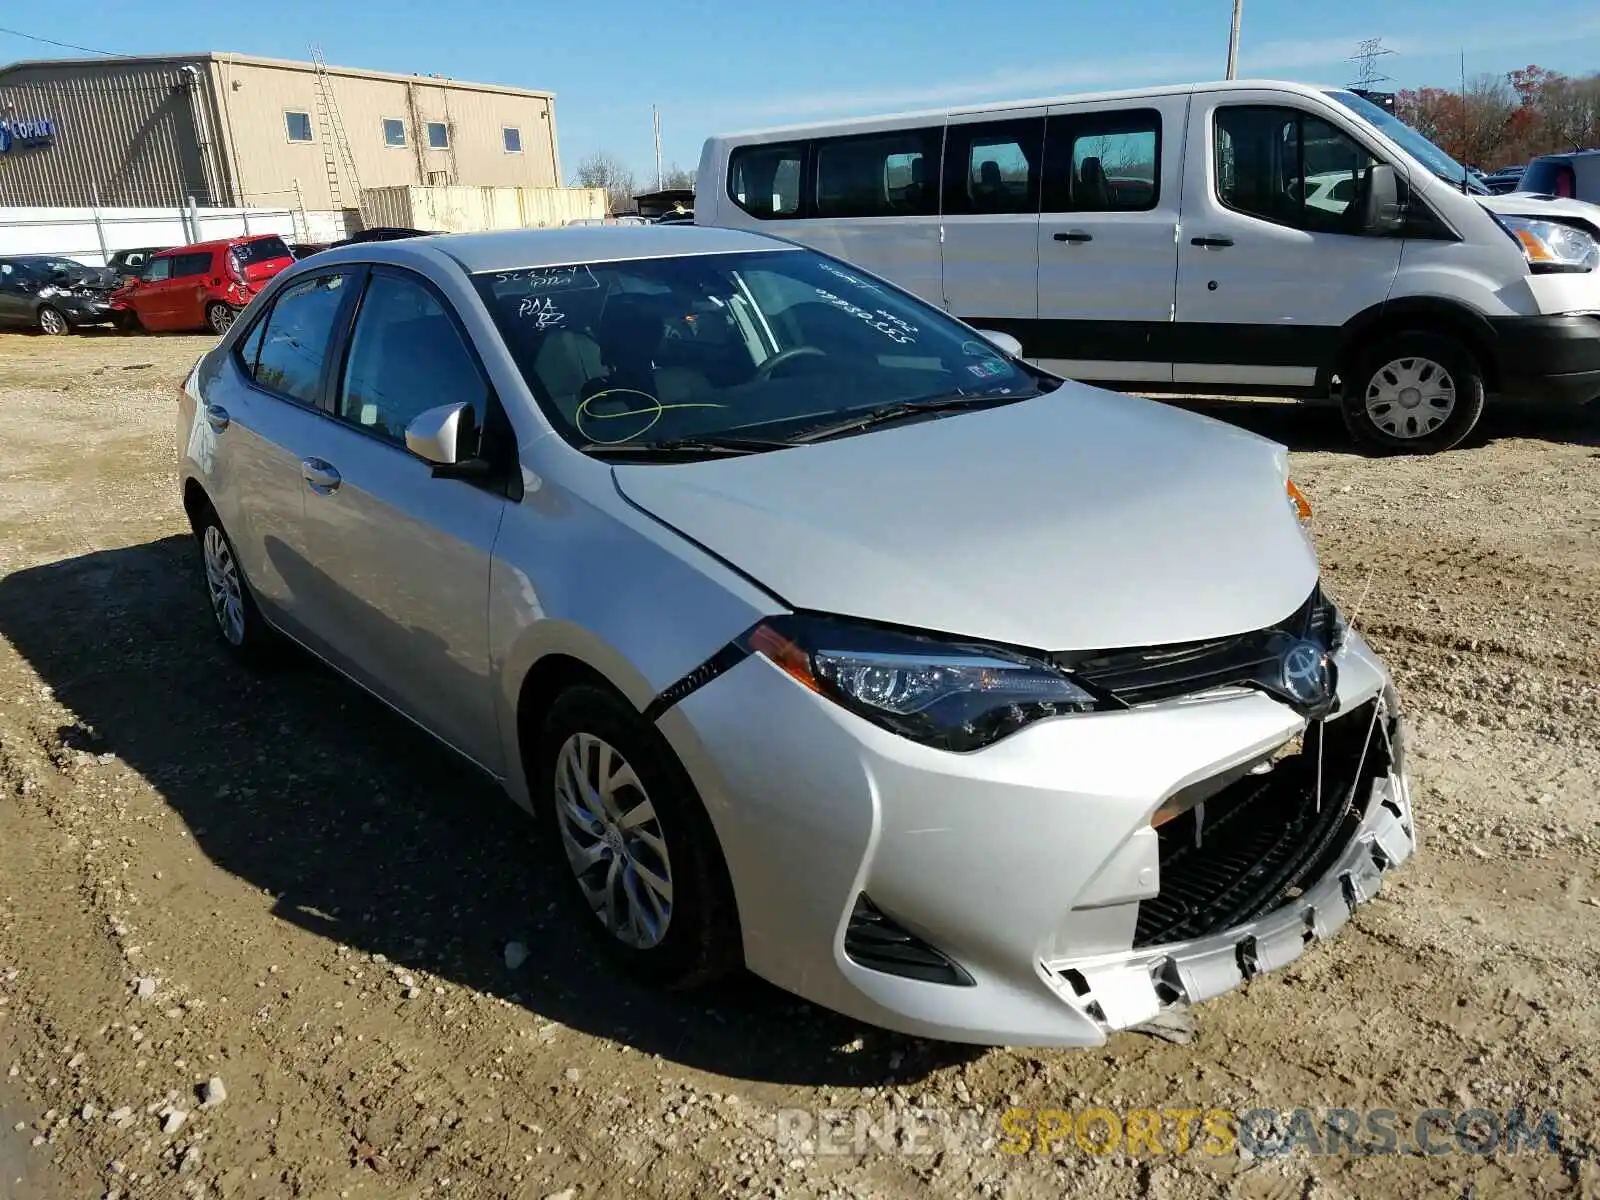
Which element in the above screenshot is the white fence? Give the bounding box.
[0,203,298,267]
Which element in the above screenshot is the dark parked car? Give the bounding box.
[1481,165,1525,194]
[106,246,174,286]
[328,226,429,247]
[1516,151,1600,202]
[0,255,118,334]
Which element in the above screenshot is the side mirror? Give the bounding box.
[405,401,477,466]
[1362,164,1405,235]
[973,328,1024,357]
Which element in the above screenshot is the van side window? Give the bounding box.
[1213,107,1381,235]
[728,144,804,219]
[814,128,941,218]
[943,118,1044,215]
[1042,109,1161,212]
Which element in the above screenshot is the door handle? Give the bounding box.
[301,457,342,495]
[204,404,230,431]
[1190,236,1235,248]
[1053,230,1094,243]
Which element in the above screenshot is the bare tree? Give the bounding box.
[1457,74,1518,168]
[660,164,696,191]
[571,151,637,215]
[1540,73,1600,151]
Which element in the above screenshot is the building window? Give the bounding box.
[502,126,522,154]
[426,121,449,150]
[382,118,407,148]
[284,111,313,143]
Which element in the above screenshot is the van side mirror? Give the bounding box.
[1362,164,1405,235]
[973,328,1024,357]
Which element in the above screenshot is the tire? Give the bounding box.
[1340,331,1486,454]
[36,305,69,336]
[191,503,273,665]
[113,310,143,334]
[535,684,741,990]
[206,302,237,336]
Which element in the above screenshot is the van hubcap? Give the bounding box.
[202,526,246,645]
[1365,356,1455,439]
[553,733,673,949]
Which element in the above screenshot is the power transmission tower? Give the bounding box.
[1348,37,1396,90]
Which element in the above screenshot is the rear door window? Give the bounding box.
[246,271,356,405]
[814,128,942,217]
[170,252,214,279]
[943,118,1044,215]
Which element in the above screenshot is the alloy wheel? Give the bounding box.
[1364,356,1456,440]
[38,307,67,335]
[208,305,236,335]
[552,732,674,949]
[202,525,246,646]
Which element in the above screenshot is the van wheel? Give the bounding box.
[206,303,237,335]
[1341,332,1485,454]
[535,684,741,990]
[37,305,69,336]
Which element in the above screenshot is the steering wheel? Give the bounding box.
[756,345,827,381]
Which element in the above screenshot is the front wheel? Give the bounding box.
[206,302,238,335]
[1341,332,1486,454]
[536,684,741,989]
[37,305,69,336]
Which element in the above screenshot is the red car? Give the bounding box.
[111,234,295,334]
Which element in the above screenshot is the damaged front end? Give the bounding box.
[1041,682,1415,1034]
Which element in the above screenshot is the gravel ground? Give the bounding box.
[1,330,1598,1200]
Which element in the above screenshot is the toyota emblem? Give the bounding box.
[1280,639,1332,708]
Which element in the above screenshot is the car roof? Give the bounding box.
[154,234,288,257]
[305,224,791,274]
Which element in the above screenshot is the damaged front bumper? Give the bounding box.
[1040,748,1415,1034]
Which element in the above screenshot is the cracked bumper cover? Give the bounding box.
[1042,765,1416,1033]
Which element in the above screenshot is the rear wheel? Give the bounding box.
[37,305,69,336]
[192,503,272,665]
[1341,331,1485,454]
[206,302,237,335]
[535,684,741,989]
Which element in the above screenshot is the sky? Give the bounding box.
[4,1,1600,186]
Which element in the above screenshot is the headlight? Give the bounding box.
[1493,214,1599,273]
[740,615,1111,752]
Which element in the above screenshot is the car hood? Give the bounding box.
[611,384,1320,652]
[1481,193,1600,231]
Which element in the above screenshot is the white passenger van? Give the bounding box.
[696,80,1600,453]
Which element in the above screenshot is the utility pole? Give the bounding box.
[1225,0,1243,79]
[653,105,663,192]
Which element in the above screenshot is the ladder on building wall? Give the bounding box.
[310,45,364,227]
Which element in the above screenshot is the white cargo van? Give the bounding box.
[695,80,1600,453]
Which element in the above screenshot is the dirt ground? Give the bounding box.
[0,329,1598,1200]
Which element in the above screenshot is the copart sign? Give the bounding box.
[0,117,56,154]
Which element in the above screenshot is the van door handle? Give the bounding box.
[301,458,341,495]
[1190,236,1234,248]
[204,404,230,431]
[1053,230,1093,243]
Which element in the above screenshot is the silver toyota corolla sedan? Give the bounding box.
[176,225,1417,1046]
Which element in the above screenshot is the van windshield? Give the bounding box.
[473,248,1050,454]
[1325,89,1489,194]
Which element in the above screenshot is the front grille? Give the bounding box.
[1132,699,1387,949]
[844,894,974,986]
[1060,584,1340,709]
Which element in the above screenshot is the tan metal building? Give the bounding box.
[0,52,562,215]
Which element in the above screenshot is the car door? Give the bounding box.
[200,268,364,639]
[293,265,509,772]
[0,261,32,326]
[939,111,1044,332]
[806,124,946,306]
[170,250,216,330]
[130,255,178,329]
[1035,98,1186,383]
[1173,93,1405,389]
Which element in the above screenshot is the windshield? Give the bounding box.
[1324,90,1488,194]
[472,249,1048,452]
